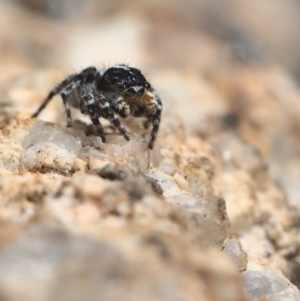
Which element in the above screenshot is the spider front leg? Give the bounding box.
[81,91,106,142]
[96,95,130,141]
[148,92,162,149]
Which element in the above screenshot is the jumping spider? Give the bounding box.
[32,64,162,149]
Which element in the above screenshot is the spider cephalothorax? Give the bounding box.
[32,64,162,149]
[99,65,149,94]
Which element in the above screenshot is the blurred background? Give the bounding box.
[1,0,300,206]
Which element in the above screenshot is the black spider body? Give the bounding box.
[32,65,162,149]
[99,66,148,92]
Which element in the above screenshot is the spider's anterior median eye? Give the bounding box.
[125,88,136,97]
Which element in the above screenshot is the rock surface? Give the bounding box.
[1,1,300,300]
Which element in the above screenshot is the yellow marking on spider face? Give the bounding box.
[128,90,157,115]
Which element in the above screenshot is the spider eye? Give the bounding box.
[125,88,136,97]
[137,88,145,97]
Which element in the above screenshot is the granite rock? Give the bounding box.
[1,0,300,299]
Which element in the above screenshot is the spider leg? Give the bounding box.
[60,80,82,127]
[81,91,106,142]
[113,99,130,118]
[97,95,130,141]
[31,73,78,118]
[32,66,100,118]
[148,90,162,149]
